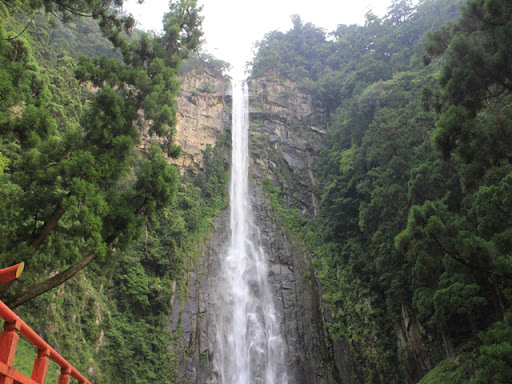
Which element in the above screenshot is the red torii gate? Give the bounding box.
[0,263,91,384]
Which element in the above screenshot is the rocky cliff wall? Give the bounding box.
[139,68,231,174]
[168,76,335,383]
[249,178,332,383]
[172,71,231,173]
[247,77,333,382]
[247,78,439,384]
[167,72,442,384]
[248,78,326,219]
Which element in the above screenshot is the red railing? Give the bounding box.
[0,263,91,384]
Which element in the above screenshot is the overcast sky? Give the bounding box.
[125,0,398,75]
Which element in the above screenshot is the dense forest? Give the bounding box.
[0,1,231,382]
[251,0,512,382]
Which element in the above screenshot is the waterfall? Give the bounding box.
[214,80,288,384]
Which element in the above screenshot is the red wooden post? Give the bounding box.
[0,319,22,384]
[31,347,50,384]
[57,367,71,384]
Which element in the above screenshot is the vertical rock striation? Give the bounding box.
[165,66,230,383]
[171,70,232,173]
[247,78,333,382]
[249,177,331,383]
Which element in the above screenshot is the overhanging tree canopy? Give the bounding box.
[0,0,203,307]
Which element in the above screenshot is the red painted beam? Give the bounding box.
[0,264,24,283]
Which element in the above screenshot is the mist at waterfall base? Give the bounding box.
[213,81,288,383]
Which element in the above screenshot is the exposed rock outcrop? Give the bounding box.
[166,71,447,384]
[168,211,227,384]
[169,187,333,383]
[247,77,333,382]
[248,77,326,219]
[172,71,231,173]
[166,67,231,382]
[139,68,231,174]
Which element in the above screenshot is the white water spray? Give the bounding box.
[214,80,288,384]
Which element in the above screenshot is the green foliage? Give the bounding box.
[181,51,231,76]
[251,15,334,82]
[262,177,305,234]
[192,133,230,216]
[0,2,227,383]
[417,353,474,384]
[397,5,512,374]
[473,317,512,384]
[251,0,462,114]
[425,0,512,188]
[0,0,203,308]
[421,319,512,384]
[9,111,229,383]
[13,337,61,382]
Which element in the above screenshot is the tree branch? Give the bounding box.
[54,0,112,18]
[7,200,148,308]
[30,203,68,250]
[7,252,98,309]
[3,14,36,41]
[431,235,512,280]
[7,234,117,309]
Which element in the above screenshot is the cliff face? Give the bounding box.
[168,211,227,383]
[170,74,437,384]
[249,179,331,383]
[247,77,332,381]
[139,68,231,174]
[172,70,231,173]
[169,76,334,383]
[248,78,326,218]
[244,78,439,384]
[163,68,231,383]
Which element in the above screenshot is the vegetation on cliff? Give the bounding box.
[251,0,512,382]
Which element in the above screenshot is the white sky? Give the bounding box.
[125,0,396,76]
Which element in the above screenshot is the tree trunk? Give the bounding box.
[440,319,456,359]
[30,191,75,251]
[7,233,118,309]
[30,204,67,250]
[491,279,505,321]
[0,281,16,298]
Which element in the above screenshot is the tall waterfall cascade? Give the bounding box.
[214,80,288,384]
